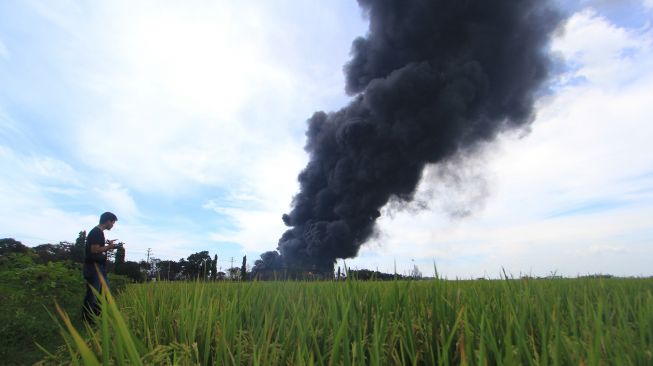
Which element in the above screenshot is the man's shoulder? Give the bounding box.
[87,226,104,244]
[88,226,102,236]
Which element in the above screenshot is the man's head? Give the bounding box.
[99,212,118,230]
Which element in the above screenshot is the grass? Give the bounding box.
[46,277,653,365]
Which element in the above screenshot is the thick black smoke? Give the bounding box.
[254,0,562,274]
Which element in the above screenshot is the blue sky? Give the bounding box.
[1,1,652,277]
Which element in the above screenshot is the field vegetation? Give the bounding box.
[0,240,129,365]
[3,237,652,365]
[48,276,653,365]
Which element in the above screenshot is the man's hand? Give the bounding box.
[107,239,118,250]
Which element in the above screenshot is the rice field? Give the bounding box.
[49,277,653,365]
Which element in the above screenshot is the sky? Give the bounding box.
[1,0,652,278]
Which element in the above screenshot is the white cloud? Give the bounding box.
[105,222,210,262]
[34,1,363,195]
[0,146,95,243]
[0,145,81,187]
[25,156,78,183]
[0,144,213,260]
[94,182,139,219]
[0,37,8,59]
[1,1,366,263]
[551,9,653,87]
[205,143,308,253]
[644,0,653,10]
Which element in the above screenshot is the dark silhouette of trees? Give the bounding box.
[211,254,218,280]
[0,238,30,255]
[240,255,247,281]
[156,260,182,280]
[115,245,126,267]
[5,235,425,283]
[70,230,86,263]
[347,269,407,281]
[116,261,145,282]
[185,251,211,280]
[32,242,74,264]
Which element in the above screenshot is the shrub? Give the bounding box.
[0,253,85,365]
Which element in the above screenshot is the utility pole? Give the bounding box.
[146,248,152,279]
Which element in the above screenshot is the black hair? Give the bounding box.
[99,212,118,224]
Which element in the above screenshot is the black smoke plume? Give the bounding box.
[254,0,562,275]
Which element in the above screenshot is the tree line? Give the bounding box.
[1,234,421,282]
[0,234,249,283]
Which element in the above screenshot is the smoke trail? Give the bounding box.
[255,0,562,274]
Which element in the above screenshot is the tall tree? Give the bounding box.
[240,255,247,281]
[211,254,218,280]
[185,251,211,280]
[115,245,126,268]
[70,230,86,263]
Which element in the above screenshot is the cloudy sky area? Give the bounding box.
[1,0,651,277]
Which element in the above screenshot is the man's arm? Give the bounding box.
[90,240,117,254]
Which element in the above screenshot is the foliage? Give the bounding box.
[184,251,211,280]
[115,261,146,283]
[108,273,131,294]
[50,277,653,365]
[240,255,247,281]
[0,237,30,255]
[0,237,135,364]
[0,252,85,365]
[156,260,183,281]
[71,230,86,264]
[115,245,126,267]
[211,254,218,281]
[32,242,75,264]
[348,268,408,280]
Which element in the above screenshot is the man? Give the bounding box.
[82,211,119,322]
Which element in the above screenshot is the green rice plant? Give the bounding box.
[46,277,653,365]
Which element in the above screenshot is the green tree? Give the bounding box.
[0,251,84,364]
[185,251,211,280]
[32,242,73,264]
[115,245,126,267]
[156,260,182,280]
[240,255,247,281]
[0,238,29,255]
[116,261,145,282]
[211,254,218,281]
[70,230,86,263]
[178,258,189,280]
